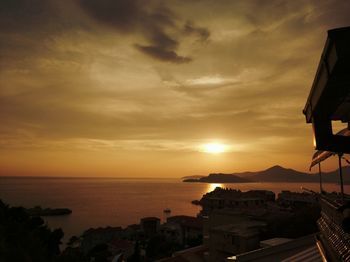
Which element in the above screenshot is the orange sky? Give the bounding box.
[1,0,350,177]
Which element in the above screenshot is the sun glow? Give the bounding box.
[202,143,226,154]
[207,183,223,193]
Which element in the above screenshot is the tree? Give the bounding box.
[0,200,63,262]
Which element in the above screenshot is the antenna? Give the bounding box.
[318,162,323,193]
[338,153,344,204]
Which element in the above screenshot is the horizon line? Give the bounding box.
[0,175,183,179]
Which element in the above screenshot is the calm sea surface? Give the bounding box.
[0,177,348,244]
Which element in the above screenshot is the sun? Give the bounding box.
[202,143,226,154]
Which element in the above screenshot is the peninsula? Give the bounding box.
[183,165,350,184]
[26,206,72,216]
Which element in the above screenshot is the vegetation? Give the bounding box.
[145,235,183,261]
[0,200,63,262]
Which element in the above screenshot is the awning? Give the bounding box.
[303,27,350,153]
[310,151,334,170]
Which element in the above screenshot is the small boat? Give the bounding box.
[163,208,171,213]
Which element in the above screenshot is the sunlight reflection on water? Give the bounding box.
[206,183,223,193]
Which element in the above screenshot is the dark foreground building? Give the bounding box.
[303,26,350,261]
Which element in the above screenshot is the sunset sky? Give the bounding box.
[1,0,350,177]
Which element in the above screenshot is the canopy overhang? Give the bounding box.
[310,129,350,169]
[303,27,350,154]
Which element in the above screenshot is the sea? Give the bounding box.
[0,177,348,245]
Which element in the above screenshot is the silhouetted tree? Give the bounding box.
[145,235,182,261]
[0,200,63,262]
[88,243,111,262]
[67,235,79,247]
[128,240,141,262]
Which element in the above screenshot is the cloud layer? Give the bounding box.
[1,0,350,176]
[79,0,208,63]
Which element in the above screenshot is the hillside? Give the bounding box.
[183,165,350,184]
[183,173,250,183]
[246,165,317,182]
[181,175,205,180]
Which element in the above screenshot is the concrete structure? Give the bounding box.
[201,208,267,261]
[108,239,134,261]
[123,223,140,239]
[303,26,350,153]
[161,222,182,243]
[140,216,160,237]
[303,26,350,261]
[277,190,318,207]
[227,234,322,262]
[259,238,292,248]
[80,226,123,254]
[316,194,350,261]
[209,221,266,261]
[199,188,275,215]
[165,216,203,245]
[155,245,208,262]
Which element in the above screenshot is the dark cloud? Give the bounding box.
[147,29,178,50]
[79,0,207,63]
[0,0,90,71]
[135,44,192,63]
[78,0,141,32]
[0,0,209,64]
[183,21,210,41]
[0,0,54,32]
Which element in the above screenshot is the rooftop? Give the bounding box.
[303,26,350,153]
[227,234,322,262]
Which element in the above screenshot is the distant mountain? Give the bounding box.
[319,166,350,184]
[246,165,317,182]
[181,175,205,180]
[183,165,350,184]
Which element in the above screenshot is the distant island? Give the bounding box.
[184,173,250,183]
[183,165,350,184]
[26,206,72,216]
[181,175,206,180]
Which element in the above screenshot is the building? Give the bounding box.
[155,245,208,262]
[164,215,203,245]
[122,223,141,240]
[199,188,275,215]
[160,222,182,243]
[208,221,266,261]
[201,207,268,261]
[108,238,134,261]
[277,190,318,207]
[80,226,123,254]
[303,26,350,261]
[140,216,160,237]
[227,234,321,262]
[303,27,350,154]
